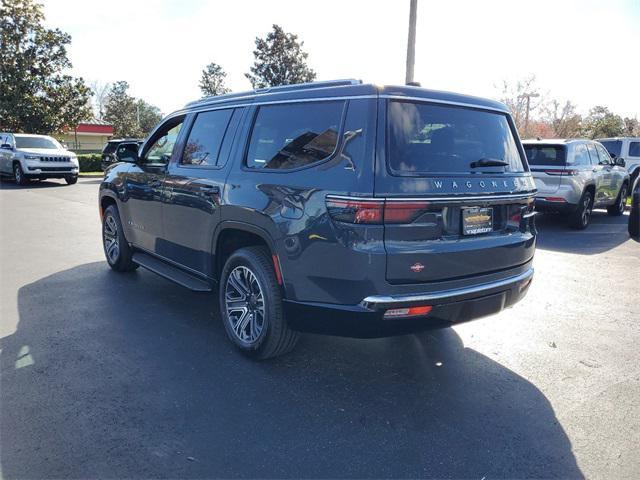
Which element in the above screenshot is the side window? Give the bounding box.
[573,144,591,165]
[246,101,344,170]
[181,109,234,167]
[142,118,184,165]
[629,142,640,157]
[586,143,599,165]
[595,144,611,165]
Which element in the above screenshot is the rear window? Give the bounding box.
[387,101,525,175]
[246,101,343,170]
[629,142,640,157]
[103,142,119,154]
[598,140,622,157]
[524,145,567,166]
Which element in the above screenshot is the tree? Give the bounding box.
[497,75,543,137]
[199,62,230,97]
[90,80,111,120]
[245,24,316,88]
[542,100,582,138]
[136,99,162,134]
[623,117,640,137]
[103,81,142,137]
[0,0,92,133]
[581,106,625,139]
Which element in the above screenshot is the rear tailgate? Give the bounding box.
[524,144,567,195]
[377,98,536,284]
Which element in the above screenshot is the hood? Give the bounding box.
[19,148,74,156]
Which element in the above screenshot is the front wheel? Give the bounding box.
[219,246,298,359]
[102,205,138,272]
[13,163,29,186]
[569,190,593,230]
[607,184,627,216]
[65,175,78,185]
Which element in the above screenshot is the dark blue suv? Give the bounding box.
[99,79,537,359]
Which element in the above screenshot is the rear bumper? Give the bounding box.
[284,267,534,338]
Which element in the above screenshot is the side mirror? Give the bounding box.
[115,142,140,163]
[615,157,626,168]
[1,143,13,150]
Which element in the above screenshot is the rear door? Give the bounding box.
[376,98,536,284]
[160,107,243,275]
[587,143,612,204]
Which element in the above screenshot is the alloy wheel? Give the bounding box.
[582,194,592,227]
[225,266,266,345]
[14,165,21,183]
[619,186,627,212]
[103,214,120,264]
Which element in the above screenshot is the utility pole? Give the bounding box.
[519,92,540,138]
[405,0,418,84]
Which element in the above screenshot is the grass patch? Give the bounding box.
[79,171,103,176]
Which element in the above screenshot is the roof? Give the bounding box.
[181,79,509,114]
[596,137,640,141]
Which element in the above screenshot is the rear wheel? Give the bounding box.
[569,190,593,230]
[13,163,28,186]
[607,183,627,216]
[219,246,298,359]
[102,205,138,272]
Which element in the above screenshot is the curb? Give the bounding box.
[79,174,104,178]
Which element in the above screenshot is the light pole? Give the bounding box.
[405,0,418,85]
[519,92,540,138]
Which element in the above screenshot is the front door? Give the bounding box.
[160,108,242,275]
[122,117,185,253]
[587,143,610,205]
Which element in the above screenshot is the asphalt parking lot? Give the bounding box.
[1,177,638,479]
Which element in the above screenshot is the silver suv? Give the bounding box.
[523,139,629,229]
[0,133,80,186]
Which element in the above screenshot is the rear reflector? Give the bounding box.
[384,305,433,318]
[544,197,567,203]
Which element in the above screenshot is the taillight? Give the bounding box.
[383,201,430,224]
[544,197,567,202]
[326,198,384,224]
[545,169,577,176]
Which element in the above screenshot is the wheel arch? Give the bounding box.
[212,221,283,289]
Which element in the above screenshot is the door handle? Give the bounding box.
[199,185,220,194]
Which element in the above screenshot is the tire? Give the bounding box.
[568,190,593,230]
[13,163,29,186]
[607,183,627,216]
[102,205,138,272]
[219,246,298,360]
[65,175,78,185]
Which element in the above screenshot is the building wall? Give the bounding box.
[57,133,111,153]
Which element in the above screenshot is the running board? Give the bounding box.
[132,252,212,292]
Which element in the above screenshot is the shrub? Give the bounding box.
[77,154,102,172]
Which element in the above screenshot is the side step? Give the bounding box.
[132,252,212,292]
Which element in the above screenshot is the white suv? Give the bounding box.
[0,133,80,186]
[598,137,640,188]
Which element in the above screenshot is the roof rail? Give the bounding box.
[186,79,362,108]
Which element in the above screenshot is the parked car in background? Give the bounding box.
[524,139,629,229]
[101,138,143,170]
[99,80,537,359]
[629,176,640,238]
[0,133,79,185]
[598,137,640,189]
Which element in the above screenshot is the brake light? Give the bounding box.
[326,198,384,224]
[384,305,433,318]
[383,201,430,224]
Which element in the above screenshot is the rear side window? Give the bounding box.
[387,101,525,174]
[629,142,640,157]
[524,145,566,166]
[246,101,343,170]
[572,144,590,165]
[181,109,234,167]
[595,144,611,164]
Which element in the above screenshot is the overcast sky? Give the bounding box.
[43,0,639,118]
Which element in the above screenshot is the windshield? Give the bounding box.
[15,135,62,150]
[387,101,525,175]
[598,140,622,157]
[524,145,567,166]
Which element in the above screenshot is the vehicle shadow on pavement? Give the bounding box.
[536,210,631,254]
[1,262,583,479]
[0,179,70,189]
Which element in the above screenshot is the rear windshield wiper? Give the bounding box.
[470,158,510,168]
